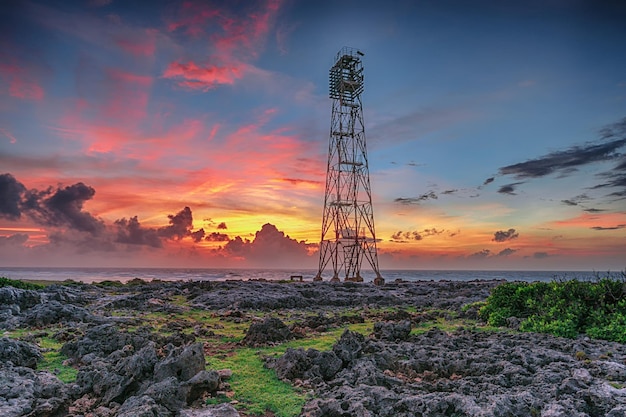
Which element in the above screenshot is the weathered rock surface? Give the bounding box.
[276,328,626,417]
[187,280,498,311]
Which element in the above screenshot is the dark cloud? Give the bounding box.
[584,208,606,213]
[217,222,228,230]
[592,169,626,197]
[591,224,626,231]
[493,228,519,242]
[22,182,104,234]
[391,228,445,242]
[158,206,193,240]
[114,216,163,248]
[116,207,203,247]
[533,252,551,259]
[469,249,491,259]
[280,178,322,186]
[561,199,578,206]
[394,191,438,205]
[391,231,422,241]
[499,139,626,180]
[0,173,26,220]
[483,177,495,186]
[496,117,626,197]
[497,248,517,257]
[206,232,230,242]
[441,189,457,195]
[498,182,524,195]
[190,228,205,243]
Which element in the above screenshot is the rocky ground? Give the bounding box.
[1,278,626,416]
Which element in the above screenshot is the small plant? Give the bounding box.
[575,351,587,361]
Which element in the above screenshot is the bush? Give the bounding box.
[0,277,43,290]
[478,272,626,342]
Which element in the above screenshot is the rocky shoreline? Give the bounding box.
[1,278,626,416]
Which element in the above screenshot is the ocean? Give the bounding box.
[0,267,619,284]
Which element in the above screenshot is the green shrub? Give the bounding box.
[0,277,43,290]
[479,273,626,342]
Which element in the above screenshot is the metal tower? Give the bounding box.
[315,47,384,285]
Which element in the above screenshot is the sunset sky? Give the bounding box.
[1,0,625,271]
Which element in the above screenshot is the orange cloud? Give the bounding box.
[549,212,626,230]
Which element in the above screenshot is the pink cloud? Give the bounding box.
[103,68,153,122]
[163,0,283,91]
[163,61,244,91]
[0,63,45,101]
[0,127,17,144]
[113,29,158,57]
[167,2,221,37]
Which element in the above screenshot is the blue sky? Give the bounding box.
[1,0,625,270]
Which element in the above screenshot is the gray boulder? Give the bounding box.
[180,403,241,417]
[184,370,221,403]
[333,330,365,366]
[241,317,293,347]
[61,323,152,359]
[0,363,69,417]
[21,300,94,327]
[117,395,172,417]
[373,320,412,341]
[0,337,42,368]
[0,286,41,310]
[154,342,206,382]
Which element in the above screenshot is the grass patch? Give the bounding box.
[207,348,306,417]
[39,350,78,383]
[205,321,372,417]
[4,330,78,383]
[37,336,78,382]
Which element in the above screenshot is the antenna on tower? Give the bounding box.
[315,47,384,285]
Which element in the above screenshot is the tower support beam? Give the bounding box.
[315,47,384,285]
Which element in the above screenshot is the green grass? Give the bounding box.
[37,336,78,383]
[205,321,373,417]
[208,348,306,417]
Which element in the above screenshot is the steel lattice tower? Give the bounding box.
[315,47,384,285]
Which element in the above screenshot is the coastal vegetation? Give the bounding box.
[478,272,626,342]
[0,276,43,290]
